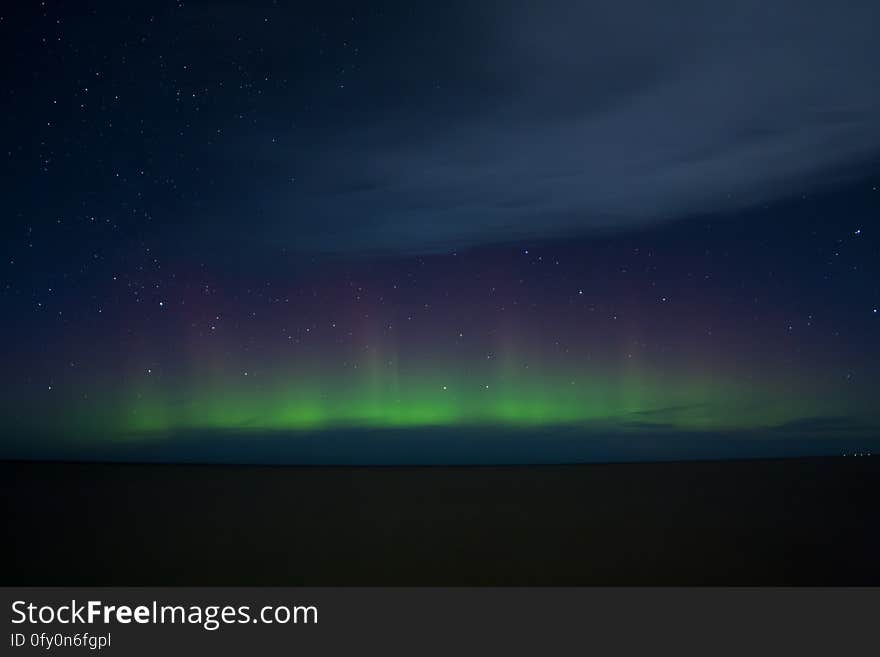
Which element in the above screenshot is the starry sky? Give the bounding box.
[3,1,880,464]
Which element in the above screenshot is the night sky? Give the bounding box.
[3,1,879,464]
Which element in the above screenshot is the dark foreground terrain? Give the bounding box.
[3,457,878,585]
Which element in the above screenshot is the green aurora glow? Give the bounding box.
[35,358,870,443]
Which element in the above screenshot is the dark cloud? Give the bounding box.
[25,1,876,255]
[771,416,875,434]
[230,0,879,253]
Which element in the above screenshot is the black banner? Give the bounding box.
[2,588,877,655]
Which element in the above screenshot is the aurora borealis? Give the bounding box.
[3,0,880,464]
[4,201,879,463]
